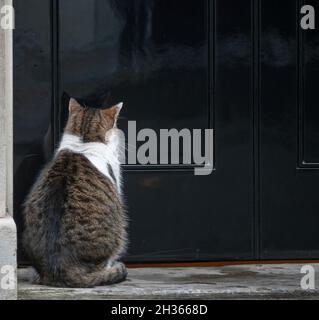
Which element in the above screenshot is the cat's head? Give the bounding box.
[64,97,123,144]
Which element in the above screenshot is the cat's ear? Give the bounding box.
[110,102,123,119]
[69,97,82,113]
[102,102,123,126]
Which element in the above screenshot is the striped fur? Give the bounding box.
[23,99,128,287]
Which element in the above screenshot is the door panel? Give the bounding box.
[302,1,319,164]
[59,0,209,165]
[57,0,254,261]
[260,0,319,258]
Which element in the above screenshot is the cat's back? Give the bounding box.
[24,149,125,264]
[25,149,122,227]
[43,149,122,218]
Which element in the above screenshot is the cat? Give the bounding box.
[22,98,128,288]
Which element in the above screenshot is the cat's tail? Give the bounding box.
[50,261,128,288]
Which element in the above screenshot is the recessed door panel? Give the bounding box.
[260,0,319,258]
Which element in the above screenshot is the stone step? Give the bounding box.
[18,264,319,300]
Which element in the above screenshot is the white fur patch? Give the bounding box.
[56,132,122,194]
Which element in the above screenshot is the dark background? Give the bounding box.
[13,0,319,264]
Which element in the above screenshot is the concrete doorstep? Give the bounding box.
[17,263,319,300]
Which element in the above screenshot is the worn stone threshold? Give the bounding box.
[18,264,319,300]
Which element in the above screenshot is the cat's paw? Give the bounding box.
[113,261,127,282]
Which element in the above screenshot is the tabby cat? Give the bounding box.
[23,98,128,287]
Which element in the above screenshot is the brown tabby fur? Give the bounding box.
[23,99,127,287]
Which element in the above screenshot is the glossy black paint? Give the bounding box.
[13,0,53,263]
[13,0,319,263]
[260,0,319,258]
[302,0,319,163]
[59,0,209,165]
[58,0,254,262]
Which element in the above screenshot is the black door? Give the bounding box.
[13,0,319,263]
